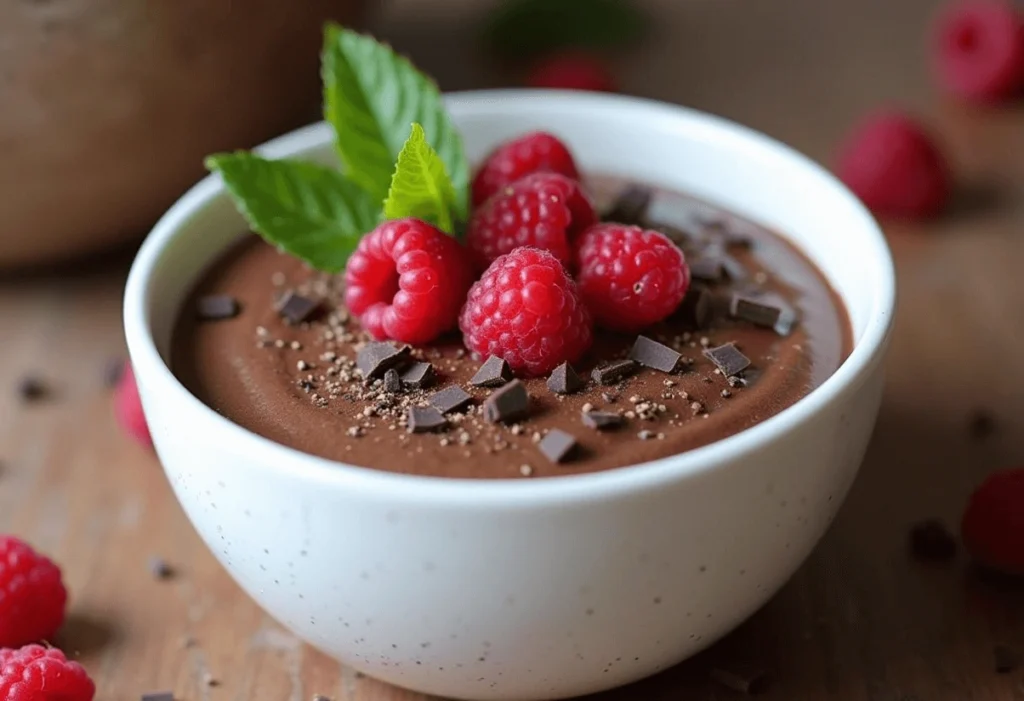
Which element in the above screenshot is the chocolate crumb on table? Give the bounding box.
[102,357,125,387]
[908,520,957,561]
[16,375,49,402]
[140,693,175,701]
[147,556,175,580]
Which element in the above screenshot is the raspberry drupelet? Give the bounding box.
[472,132,581,207]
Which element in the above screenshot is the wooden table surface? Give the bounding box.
[3,0,1024,699]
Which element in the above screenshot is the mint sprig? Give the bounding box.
[206,25,471,274]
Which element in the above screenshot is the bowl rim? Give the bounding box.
[124,89,896,508]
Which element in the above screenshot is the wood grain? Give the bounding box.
[2,0,1023,699]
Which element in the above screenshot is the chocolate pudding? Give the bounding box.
[172,178,852,479]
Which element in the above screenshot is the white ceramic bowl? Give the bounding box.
[124,91,895,700]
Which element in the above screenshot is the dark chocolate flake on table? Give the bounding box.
[141,693,175,701]
[275,290,321,325]
[383,369,403,394]
[148,556,175,580]
[994,644,1021,674]
[908,519,957,562]
[592,359,637,385]
[604,184,652,224]
[408,406,448,433]
[357,342,411,381]
[470,355,513,388]
[629,335,681,373]
[429,386,473,414]
[710,664,771,695]
[484,379,530,423]
[16,376,49,402]
[539,429,579,464]
[102,357,125,388]
[703,343,751,377]
[675,286,713,329]
[547,362,584,395]
[582,410,625,431]
[195,294,240,321]
[401,361,437,390]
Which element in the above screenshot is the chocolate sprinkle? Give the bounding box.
[908,520,957,561]
[629,335,681,373]
[483,379,530,423]
[196,294,240,321]
[16,376,48,402]
[148,556,175,580]
[710,664,770,695]
[470,355,513,388]
[547,362,584,395]
[141,693,175,701]
[591,359,638,385]
[356,342,410,381]
[400,362,436,390]
[730,294,796,335]
[582,410,625,430]
[995,644,1021,674]
[604,184,652,224]
[703,343,750,377]
[383,369,402,394]
[675,286,713,329]
[408,406,448,433]
[275,291,320,324]
[429,386,473,414]
[538,429,579,464]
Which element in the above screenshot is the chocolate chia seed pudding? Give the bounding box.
[171,177,852,479]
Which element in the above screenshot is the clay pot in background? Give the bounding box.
[0,0,366,268]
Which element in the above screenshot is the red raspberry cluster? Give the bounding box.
[343,131,691,376]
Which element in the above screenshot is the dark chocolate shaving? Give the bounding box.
[148,556,175,580]
[710,664,771,695]
[196,294,240,321]
[629,335,681,373]
[604,184,652,224]
[591,359,638,385]
[356,342,410,381]
[470,355,513,388]
[16,376,48,402]
[995,644,1021,674]
[429,386,473,414]
[547,362,584,395]
[908,520,957,562]
[400,362,436,390]
[383,369,402,394]
[730,293,797,335]
[582,410,625,430]
[407,406,448,433]
[675,287,713,329]
[703,343,750,377]
[483,380,530,423]
[539,429,579,464]
[141,693,175,701]
[275,291,321,324]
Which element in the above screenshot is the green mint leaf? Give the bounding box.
[321,24,469,219]
[484,0,647,59]
[205,152,379,273]
[382,123,459,234]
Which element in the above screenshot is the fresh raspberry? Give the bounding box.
[460,247,592,376]
[961,468,1024,577]
[931,1,1024,102]
[574,223,689,333]
[472,132,580,208]
[345,218,474,346]
[0,537,67,648]
[0,644,95,701]
[114,363,152,448]
[835,111,952,219]
[527,51,617,92]
[466,173,596,270]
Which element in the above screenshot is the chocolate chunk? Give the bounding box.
[483,379,529,423]
[629,335,681,373]
[275,291,321,324]
[591,359,638,385]
[148,556,175,580]
[968,409,996,441]
[196,294,240,321]
[675,287,713,329]
[400,362,436,390]
[908,520,957,561]
[470,355,513,388]
[429,386,473,414]
[547,362,584,394]
[141,693,175,701]
[689,257,726,283]
[710,664,770,694]
[16,376,48,402]
[582,410,624,430]
[703,343,750,377]
[995,644,1021,674]
[407,406,448,433]
[102,357,125,388]
[730,294,797,335]
[539,429,579,464]
[383,369,402,394]
[605,184,652,224]
[356,342,410,381]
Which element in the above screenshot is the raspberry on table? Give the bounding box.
[931,0,1024,103]
[467,172,596,270]
[114,362,152,448]
[0,537,67,648]
[574,223,690,333]
[961,467,1024,577]
[835,111,952,220]
[472,132,581,207]
[0,644,95,701]
[527,51,617,93]
[460,247,593,376]
[344,218,474,346]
